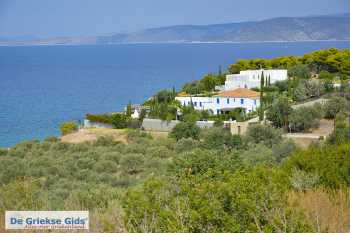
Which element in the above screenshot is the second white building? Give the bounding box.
[218,69,288,91]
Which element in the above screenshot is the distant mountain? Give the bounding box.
[97,13,350,43]
[1,13,350,46]
[0,35,40,42]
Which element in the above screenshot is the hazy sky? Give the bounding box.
[0,0,349,37]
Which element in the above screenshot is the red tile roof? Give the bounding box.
[215,88,260,98]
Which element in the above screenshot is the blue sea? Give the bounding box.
[1,42,350,147]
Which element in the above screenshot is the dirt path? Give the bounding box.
[61,128,128,144]
[61,128,168,144]
[283,119,334,148]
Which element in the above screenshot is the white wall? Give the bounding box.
[225,69,288,90]
[175,96,260,115]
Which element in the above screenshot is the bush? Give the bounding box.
[266,96,292,128]
[200,127,235,150]
[60,121,78,135]
[289,105,324,132]
[120,154,144,175]
[169,122,201,141]
[324,96,349,119]
[272,139,297,163]
[288,64,311,79]
[239,144,275,166]
[174,138,200,153]
[245,124,282,147]
[111,113,128,129]
[284,143,350,188]
[86,113,113,124]
[294,79,324,101]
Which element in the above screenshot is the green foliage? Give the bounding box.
[0,179,45,211]
[245,124,283,147]
[293,79,324,101]
[59,121,78,135]
[272,139,297,163]
[274,80,289,93]
[288,64,311,79]
[200,127,239,150]
[182,80,205,95]
[86,113,113,124]
[228,49,350,76]
[123,168,312,233]
[324,96,350,119]
[0,135,174,210]
[266,96,293,128]
[111,113,128,129]
[169,122,201,141]
[284,143,350,188]
[169,149,241,176]
[319,70,334,80]
[126,101,132,117]
[289,104,324,132]
[239,144,276,166]
[182,73,225,94]
[146,89,179,120]
[259,71,265,121]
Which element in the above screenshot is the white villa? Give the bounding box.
[175,88,260,115]
[218,69,288,91]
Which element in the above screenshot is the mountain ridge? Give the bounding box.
[1,13,350,46]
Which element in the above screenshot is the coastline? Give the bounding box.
[1,39,350,47]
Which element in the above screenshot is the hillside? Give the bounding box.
[1,13,350,46]
[98,14,350,43]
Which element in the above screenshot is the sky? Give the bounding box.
[0,0,349,38]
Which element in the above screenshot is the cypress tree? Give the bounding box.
[126,101,132,117]
[259,71,265,121]
[172,86,176,99]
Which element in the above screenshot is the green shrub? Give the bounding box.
[324,96,350,119]
[111,113,128,129]
[86,113,113,124]
[169,122,201,141]
[200,127,235,150]
[245,124,282,147]
[120,153,144,175]
[289,104,324,132]
[266,96,292,128]
[284,143,350,188]
[59,121,78,135]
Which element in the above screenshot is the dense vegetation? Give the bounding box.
[1,49,350,232]
[86,112,141,129]
[182,48,350,101]
[1,119,350,232]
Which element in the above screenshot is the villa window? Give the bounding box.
[240,99,244,105]
[199,102,202,107]
[194,102,197,106]
[217,98,220,104]
[254,100,257,105]
[217,109,220,115]
[227,98,230,104]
